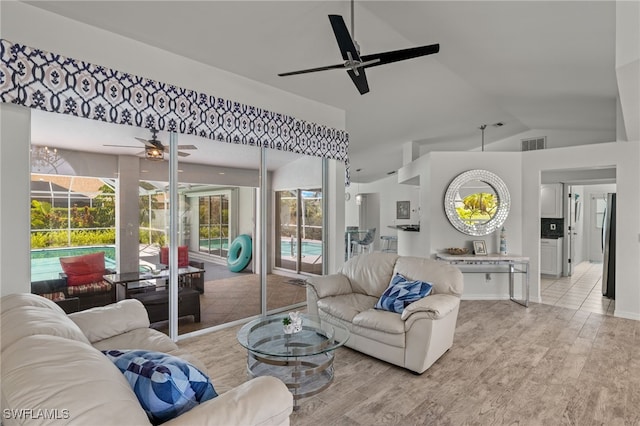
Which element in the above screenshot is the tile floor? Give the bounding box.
[540,261,615,315]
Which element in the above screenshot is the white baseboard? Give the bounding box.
[613,309,640,321]
[461,294,510,301]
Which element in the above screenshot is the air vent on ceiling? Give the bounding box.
[521,136,546,151]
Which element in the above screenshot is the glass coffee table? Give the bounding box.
[237,314,349,409]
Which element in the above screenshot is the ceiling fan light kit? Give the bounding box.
[145,146,164,161]
[278,1,439,95]
[103,127,197,160]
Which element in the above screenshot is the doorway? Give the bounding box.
[274,188,323,275]
[539,170,617,315]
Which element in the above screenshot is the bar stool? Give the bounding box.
[380,235,398,253]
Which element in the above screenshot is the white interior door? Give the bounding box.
[565,185,575,276]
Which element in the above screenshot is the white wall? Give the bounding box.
[484,128,616,152]
[395,151,524,300]
[0,2,346,295]
[390,143,640,319]
[0,104,31,296]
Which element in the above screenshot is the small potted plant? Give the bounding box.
[282,317,294,334]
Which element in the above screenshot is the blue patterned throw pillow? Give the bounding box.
[375,273,433,314]
[102,349,217,424]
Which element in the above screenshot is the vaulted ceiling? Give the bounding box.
[24,1,618,182]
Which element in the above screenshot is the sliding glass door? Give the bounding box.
[275,188,323,275]
[198,194,229,258]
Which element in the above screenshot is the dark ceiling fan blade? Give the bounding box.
[161,144,198,152]
[329,14,361,61]
[134,137,155,147]
[278,63,346,77]
[360,43,440,69]
[177,151,191,157]
[347,68,370,95]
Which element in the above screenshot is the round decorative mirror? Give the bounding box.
[444,169,510,236]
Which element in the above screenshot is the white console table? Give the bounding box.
[435,253,530,307]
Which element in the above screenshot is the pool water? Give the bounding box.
[31,246,116,282]
[279,241,322,258]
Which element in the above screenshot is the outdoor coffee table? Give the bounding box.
[237,314,349,409]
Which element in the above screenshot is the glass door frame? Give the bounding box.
[274,187,323,275]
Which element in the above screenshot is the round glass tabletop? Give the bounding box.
[237,314,349,358]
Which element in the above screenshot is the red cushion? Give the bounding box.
[160,246,189,267]
[59,252,106,286]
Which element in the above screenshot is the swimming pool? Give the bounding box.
[31,246,116,281]
[279,240,323,258]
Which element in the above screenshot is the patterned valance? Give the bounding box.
[0,39,350,182]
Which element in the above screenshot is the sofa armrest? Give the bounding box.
[69,299,150,343]
[401,294,460,321]
[306,274,353,299]
[163,376,293,426]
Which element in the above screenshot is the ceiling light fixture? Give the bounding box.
[355,168,363,205]
[478,122,504,151]
[30,145,62,172]
[479,124,487,152]
[145,146,164,161]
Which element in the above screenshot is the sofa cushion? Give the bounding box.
[393,257,464,296]
[160,246,189,268]
[102,349,217,424]
[341,252,399,297]
[40,291,66,301]
[60,252,107,286]
[375,273,433,314]
[0,292,66,315]
[1,306,90,351]
[70,299,150,343]
[92,328,180,354]
[317,293,379,322]
[66,280,112,295]
[2,335,150,425]
[353,309,405,334]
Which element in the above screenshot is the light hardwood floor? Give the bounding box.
[179,299,640,425]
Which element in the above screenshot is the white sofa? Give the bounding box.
[306,253,464,374]
[1,293,293,425]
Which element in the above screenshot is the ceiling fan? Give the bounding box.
[278,0,439,95]
[104,128,197,160]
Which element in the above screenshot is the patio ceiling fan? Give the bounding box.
[278,0,440,95]
[104,128,197,160]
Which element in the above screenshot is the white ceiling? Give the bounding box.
[24,1,618,182]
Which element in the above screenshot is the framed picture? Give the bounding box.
[396,201,410,220]
[473,240,487,256]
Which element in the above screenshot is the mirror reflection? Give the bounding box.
[454,180,498,225]
[444,169,510,236]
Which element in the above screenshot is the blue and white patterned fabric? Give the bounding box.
[375,273,433,314]
[102,349,217,424]
[0,38,351,184]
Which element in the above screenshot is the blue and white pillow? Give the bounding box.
[102,349,217,424]
[375,273,433,314]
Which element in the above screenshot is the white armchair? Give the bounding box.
[306,252,463,374]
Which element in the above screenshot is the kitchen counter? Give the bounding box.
[388,224,420,232]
